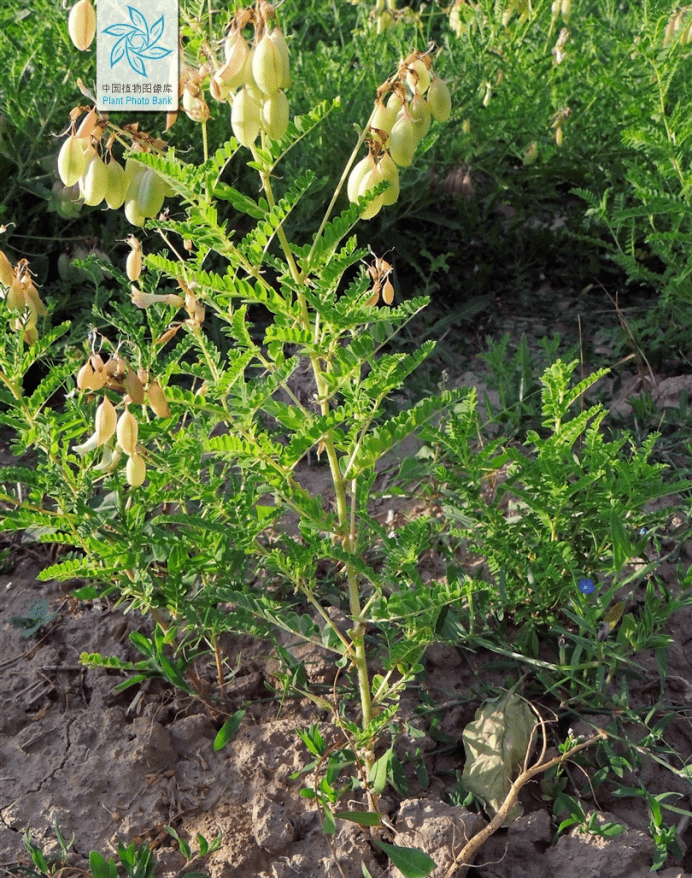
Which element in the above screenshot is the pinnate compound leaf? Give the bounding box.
[462,690,536,825]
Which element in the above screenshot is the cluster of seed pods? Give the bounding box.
[57,107,172,228]
[74,351,171,487]
[210,3,292,147]
[0,250,48,345]
[348,51,451,220]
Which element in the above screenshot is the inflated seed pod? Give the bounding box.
[77,362,96,390]
[95,397,117,446]
[58,135,88,187]
[252,32,284,96]
[388,112,417,167]
[68,0,96,51]
[80,153,108,206]
[23,280,48,317]
[369,99,397,148]
[347,153,376,204]
[378,151,400,206]
[221,28,249,90]
[75,108,98,139]
[6,278,25,311]
[357,164,385,220]
[409,91,432,140]
[181,87,210,122]
[406,58,431,95]
[135,169,165,218]
[427,74,452,123]
[126,452,146,487]
[125,238,142,282]
[270,28,291,89]
[124,198,146,227]
[0,250,13,287]
[147,381,170,418]
[231,86,261,147]
[116,407,138,455]
[260,91,289,140]
[123,368,145,405]
[105,158,127,209]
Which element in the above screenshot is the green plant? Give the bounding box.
[573,6,692,364]
[7,819,220,878]
[0,4,472,873]
[423,358,688,625]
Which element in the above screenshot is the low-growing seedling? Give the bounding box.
[7,819,220,878]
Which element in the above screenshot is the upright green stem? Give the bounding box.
[255,150,374,733]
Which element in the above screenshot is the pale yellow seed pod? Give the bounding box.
[58,135,88,187]
[95,397,117,446]
[80,153,108,206]
[105,159,127,209]
[378,151,400,206]
[388,112,417,167]
[382,277,395,305]
[555,126,563,146]
[406,59,431,95]
[124,199,146,227]
[252,32,284,96]
[126,452,146,487]
[116,407,139,455]
[90,368,106,390]
[410,91,432,140]
[347,154,376,204]
[136,169,165,218]
[68,0,96,51]
[386,92,403,115]
[75,108,98,139]
[260,91,289,140]
[126,239,142,282]
[270,28,291,89]
[220,28,249,90]
[231,86,262,147]
[357,165,385,220]
[23,327,39,346]
[147,381,170,418]
[123,368,145,405]
[6,278,25,311]
[0,250,14,287]
[369,99,397,148]
[181,88,210,123]
[427,74,451,123]
[77,362,96,390]
[23,280,48,317]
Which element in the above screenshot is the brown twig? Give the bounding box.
[441,718,607,878]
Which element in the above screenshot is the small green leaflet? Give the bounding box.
[8,598,58,637]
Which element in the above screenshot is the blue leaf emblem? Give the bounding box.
[102,5,172,77]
